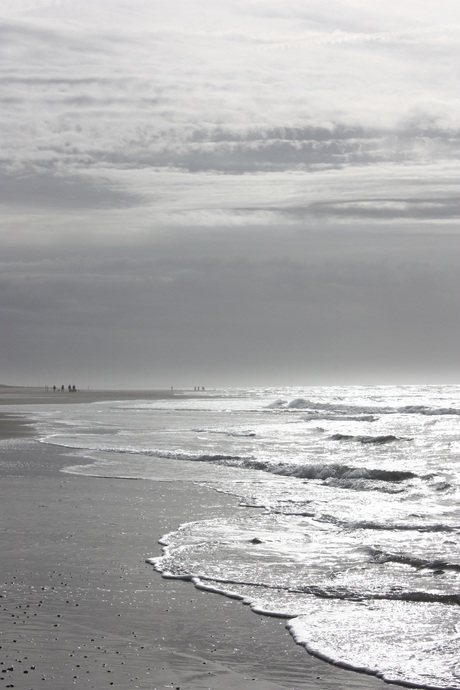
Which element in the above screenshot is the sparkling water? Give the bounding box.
[19,385,460,689]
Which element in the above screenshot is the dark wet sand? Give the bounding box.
[0,400,398,690]
[0,414,36,439]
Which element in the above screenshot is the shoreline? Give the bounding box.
[0,386,211,406]
[1,403,399,690]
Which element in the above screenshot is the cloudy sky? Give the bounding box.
[1,0,459,388]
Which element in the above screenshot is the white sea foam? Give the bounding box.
[288,600,460,689]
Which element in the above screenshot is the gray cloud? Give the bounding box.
[0,171,141,209]
[296,197,460,221]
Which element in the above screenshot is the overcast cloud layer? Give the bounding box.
[1,0,459,387]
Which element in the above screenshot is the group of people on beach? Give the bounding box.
[52,384,77,392]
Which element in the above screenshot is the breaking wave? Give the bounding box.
[268,398,460,417]
[330,433,407,444]
[365,546,460,572]
[41,435,418,487]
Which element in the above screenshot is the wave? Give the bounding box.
[287,599,460,690]
[182,455,417,488]
[293,583,460,605]
[319,515,458,532]
[301,413,378,422]
[323,477,406,493]
[40,436,417,487]
[399,405,460,416]
[365,545,460,572]
[157,569,460,607]
[330,433,407,444]
[40,437,253,464]
[264,462,416,482]
[149,535,460,608]
[192,456,417,484]
[191,427,257,437]
[266,399,288,408]
[288,398,381,413]
[268,397,460,417]
[273,398,390,414]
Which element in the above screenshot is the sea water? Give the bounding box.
[12,385,460,689]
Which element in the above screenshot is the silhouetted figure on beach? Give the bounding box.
[61,385,64,392]
[72,385,76,392]
[53,385,56,393]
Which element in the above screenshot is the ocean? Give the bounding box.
[13,384,460,689]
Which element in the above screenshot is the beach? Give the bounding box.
[1,390,400,690]
[0,386,182,406]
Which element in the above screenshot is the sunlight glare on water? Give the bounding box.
[18,384,460,690]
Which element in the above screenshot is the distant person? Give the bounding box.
[72,385,76,392]
[53,385,56,393]
[61,385,64,392]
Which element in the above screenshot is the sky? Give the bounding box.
[1,0,459,388]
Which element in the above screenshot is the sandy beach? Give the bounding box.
[0,386,187,406]
[0,391,397,690]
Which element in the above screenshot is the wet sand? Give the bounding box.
[0,395,398,690]
[0,414,36,439]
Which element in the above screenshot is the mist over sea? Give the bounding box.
[15,385,460,689]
